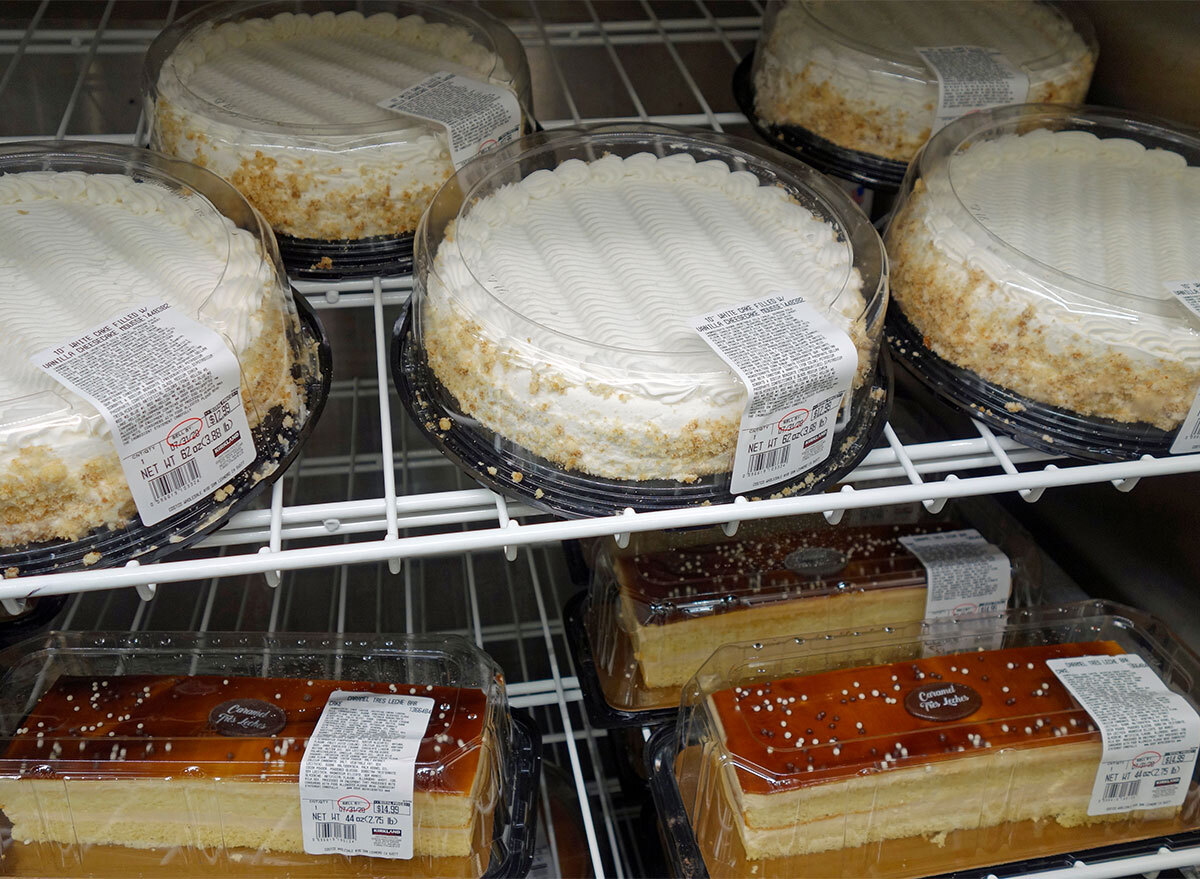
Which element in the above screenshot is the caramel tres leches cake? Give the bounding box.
[705,641,1182,860]
[0,171,299,547]
[614,523,961,691]
[889,130,1200,429]
[754,1,1093,161]
[423,151,872,483]
[152,10,518,242]
[0,675,493,858]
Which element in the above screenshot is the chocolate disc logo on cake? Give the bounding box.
[208,698,287,737]
[783,547,848,579]
[904,682,982,722]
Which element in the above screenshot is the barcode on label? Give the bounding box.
[747,444,790,475]
[315,822,356,842]
[1103,780,1141,801]
[147,458,202,502]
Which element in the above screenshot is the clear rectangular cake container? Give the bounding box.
[143,0,533,264]
[0,631,539,878]
[572,498,1042,726]
[646,600,1200,879]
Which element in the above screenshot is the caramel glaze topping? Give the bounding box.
[712,641,1124,795]
[618,522,961,626]
[3,675,488,795]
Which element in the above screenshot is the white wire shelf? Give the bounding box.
[0,1,1196,605]
[3,4,1200,879]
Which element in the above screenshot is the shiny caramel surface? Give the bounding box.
[1,675,488,794]
[617,523,959,626]
[711,641,1124,794]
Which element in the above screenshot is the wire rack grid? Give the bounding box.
[3,3,1200,878]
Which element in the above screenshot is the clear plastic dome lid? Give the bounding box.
[145,1,530,137]
[0,141,314,550]
[143,1,534,248]
[403,126,890,512]
[937,113,1200,318]
[429,131,878,379]
[752,1,1096,163]
[801,0,1093,74]
[886,104,1200,454]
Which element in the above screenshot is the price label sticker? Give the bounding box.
[1048,654,1200,816]
[379,72,521,169]
[299,691,434,859]
[32,301,255,527]
[691,292,857,495]
[898,528,1011,619]
[916,46,1030,133]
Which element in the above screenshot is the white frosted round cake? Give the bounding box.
[421,151,875,483]
[149,7,525,242]
[754,0,1095,161]
[0,170,300,547]
[888,127,1200,429]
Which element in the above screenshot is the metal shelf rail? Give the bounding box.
[3,3,1200,878]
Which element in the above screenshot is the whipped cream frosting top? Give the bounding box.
[434,152,866,385]
[0,171,276,448]
[161,10,507,131]
[907,129,1200,365]
[801,0,1087,72]
[946,130,1200,304]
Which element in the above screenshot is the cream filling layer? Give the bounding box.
[622,585,927,690]
[0,780,477,856]
[716,741,1161,859]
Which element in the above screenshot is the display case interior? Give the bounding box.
[4,4,1200,879]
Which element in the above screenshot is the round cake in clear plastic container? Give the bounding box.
[746,0,1096,188]
[648,600,1200,878]
[143,1,534,278]
[886,104,1200,460]
[397,126,890,517]
[0,142,327,576]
